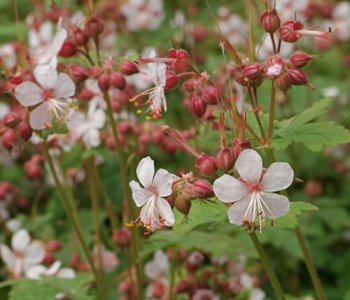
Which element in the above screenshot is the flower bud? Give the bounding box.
[289,51,313,68]
[286,68,309,86]
[201,86,219,104]
[190,94,207,119]
[216,146,235,173]
[119,279,132,293]
[46,240,62,252]
[236,63,264,87]
[110,71,126,90]
[98,73,110,91]
[58,41,77,58]
[18,121,33,141]
[276,74,291,92]
[186,251,204,273]
[70,65,89,82]
[17,198,30,208]
[195,153,217,176]
[2,129,17,151]
[24,161,41,179]
[192,180,215,198]
[112,228,132,248]
[3,113,18,128]
[260,9,281,33]
[167,49,189,72]
[119,61,139,75]
[42,252,55,264]
[117,122,133,135]
[231,138,251,159]
[266,56,284,78]
[90,66,103,78]
[304,180,323,198]
[84,15,105,37]
[175,196,191,216]
[279,21,304,43]
[174,280,189,294]
[73,28,89,46]
[183,79,196,92]
[164,71,179,91]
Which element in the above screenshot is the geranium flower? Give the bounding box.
[0,229,45,278]
[213,149,293,231]
[15,65,75,130]
[25,261,75,279]
[129,156,175,234]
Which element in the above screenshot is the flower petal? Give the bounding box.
[29,102,52,130]
[46,261,61,276]
[25,265,47,279]
[55,73,75,98]
[235,149,262,184]
[129,180,153,207]
[0,244,15,269]
[12,229,30,252]
[261,162,294,192]
[213,174,248,203]
[153,169,173,197]
[15,82,43,106]
[34,65,57,89]
[226,198,250,225]
[156,197,175,226]
[260,192,290,219]
[83,128,100,149]
[23,243,45,270]
[91,109,106,129]
[136,157,154,188]
[57,268,76,279]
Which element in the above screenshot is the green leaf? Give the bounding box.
[271,97,350,151]
[8,274,94,300]
[274,202,319,229]
[173,200,228,233]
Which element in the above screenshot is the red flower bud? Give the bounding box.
[119,61,139,75]
[192,180,215,198]
[24,161,41,179]
[231,138,251,159]
[42,252,55,264]
[182,79,196,92]
[98,73,110,91]
[190,94,207,118]
[80,88,94,100]
[84,15,105,37]
[110,71,126,90]
[70,65,89,81]
[3,113,18,128]
[112,228,132,248]
[186,251,204,273]
[236,63,264,87]
[167,49,189,72]
[276,74,291,92]
[73,28,89,46]
[58,41,77,58]
[286,68,309,86]
[90,66,103,78]
[260,9,281,33]
[164,71,179,91]
[279,21,304,43]
[216,146,235,173]
[117,121,133,135]
[174,280,190,294]
[195,153,217,176]
[175,196,191,216]
[201,86,219,104]
[18,121,33,141]
[46,240,62,252]
[2,129,17,151]
[289,51,313,68]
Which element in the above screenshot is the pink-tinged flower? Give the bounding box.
[266,56,284,78]
[25,261,75,279]
[15,65,75,130]
[144,250,169,282]
[213,149,293,231]
[129,156,175,234]
[0,229,45,278]
[93,245,119,273]
[192,289,220,300]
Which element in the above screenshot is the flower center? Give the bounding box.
[43,89,54,101]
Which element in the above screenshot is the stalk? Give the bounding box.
[168,247,178,300]
[267,79,276,143]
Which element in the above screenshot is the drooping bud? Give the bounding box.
[1,129,17,151]
[289,51,313,68]
[195,153,217,176]
[46,240,62,252]
[98,73,110,91]
[3,113,18,128]
[216,146,235,173]
[164,71,179,91]
[260,9,281,33]
[110,71,126,90]
[24,161,41,179]
[119,61,139,75]
[167,49,190,72]
[190,94,207,119]
[70,65,89,82]
[80,88,94,101]
[286,68,315,89]
[276,74,291,92]
[18,121,33,141]
[112,228,132,248]
[201,86,219,104]
[192,180,215,199]
[42,252,55,264]
[236,63,264,87]
[185,251,205,273]
[175,196,191,216]
[84,15,105,37]
[279,21,304,43]
[58,41,77,58]
[231,138,251,159]
[73,28,89,46]
[182,79,196,93]
[90,66,103,78]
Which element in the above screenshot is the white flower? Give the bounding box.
[213,149,293,231]
[240,273,266,300]
[129,156,175,233]
[144,250,169,282]
[15,65,75,130]
[0,229,45,278]
[26,261,75,279]
[92,245,119,273]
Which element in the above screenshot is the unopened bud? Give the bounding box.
[186,251,204,273]
[260,9,281,33]
[42,252,55,264]
[70,65,89,82]
[90,66,103,78]
[304,180,323,198]
[286,68,310,86]
[24,161,41,179]
[195,153,217,176]
[84,15,105,37]
[175,196,192,216]
[231,138,251,159]
[167,49,189,72]
[164,71,179,91]
[58,41,77,58]
[110,72,126,90]
[236,63,264,87]
[192,180,215,198]
[276,74,291,92]
[46,240,62,252]
[289,51,313,68]
[279,21,304,43]
[98,73,110,91]
[183,79,196,93]
[3,113,18,128]
[18,121,33,141]
[216,146,235,172]
[201,86,219,104]
[119,61,139,75]
[190,94,207,119]
[174,279,189,294]
[2,129,17,151]
[112,228,132,248]
[80,88,94,101]
[73,28,89,46]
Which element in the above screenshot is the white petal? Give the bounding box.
[39,22,53,43]
[15,82,43,106]
[91,109,106,129]
[55,73,75,98]
[25,265,47,279]
[129,180,153,207]
[153,169,173,197]
[0,244,15,268]
[260,192,290,219]
[12,229,30,252]
[235,149,262,184]
[226,198,250,225]
[261,162,294,192]
[34,65,57,89]
[57,268,76,278]
[23,244,45,270]
[213,174,248,203]
[29,102,52,130]
[156,197,175,226]
[83,129,100,149]
[46,261,61,276]
[136,157,154,188]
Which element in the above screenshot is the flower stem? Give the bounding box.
[168,247,178,300]
[294,226,327,300]
[248,231,286,300]
[267,79,276,143]
[103,91,143,299]
[42,142,108,300]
